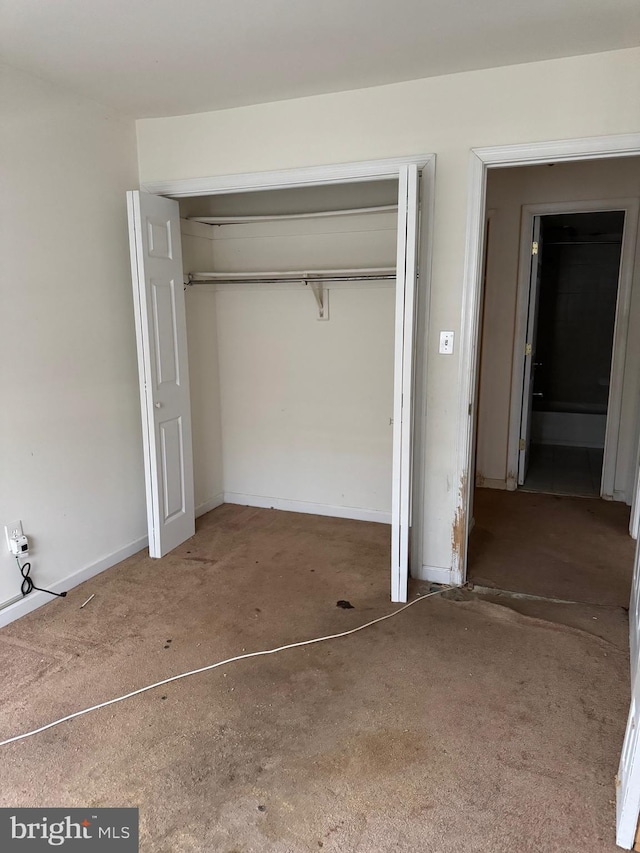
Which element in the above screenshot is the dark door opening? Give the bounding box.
[469,161,638,616]
[520,210,625,497]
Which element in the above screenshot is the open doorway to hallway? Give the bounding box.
[459,141,640,850]
[469,156,640,603]
[520,210,625,498]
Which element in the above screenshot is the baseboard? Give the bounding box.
[415,564,456,585]
[223,492,391,524]
[0,493,388,628]
[0,534,148,629]
[195,493,225,518]
[475,477,507,490]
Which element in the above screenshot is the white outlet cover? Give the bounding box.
[5,520,23,549]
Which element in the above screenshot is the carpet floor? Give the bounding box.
[0,504,632,852]
[468,488,635,607]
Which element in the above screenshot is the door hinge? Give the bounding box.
[519,439,525,451]
[525,343,532,356]
[531,241,539,255]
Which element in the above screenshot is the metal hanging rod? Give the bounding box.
[186,204,398,226]
[187,267,397,286]
[186,267,402,321]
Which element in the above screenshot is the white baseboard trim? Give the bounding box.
[223,492,391,524]
[0,492,389,628]
[415,564,456,585]
[612,489,630,505]
[195,493,225,518]
[476,477,507,490]
[0,534,148,629]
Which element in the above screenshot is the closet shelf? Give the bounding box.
[187,267,396,285]
[186,204,398,225]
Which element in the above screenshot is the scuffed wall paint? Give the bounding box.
[451,471,468,578]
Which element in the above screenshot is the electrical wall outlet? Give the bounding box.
[5,520,23,551]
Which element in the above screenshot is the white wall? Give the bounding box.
[476,158,640,498]
[180,220,225,513]
[0,64,143,619]
[180,208,397,521]
[136,47,640,580]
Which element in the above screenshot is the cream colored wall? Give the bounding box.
[180,221,225,512]
[0,64,142,614]
[181,209,397,519]
[477,158,640,499]
[137,47,640,577]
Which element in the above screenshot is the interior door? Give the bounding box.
[127,191,195,557]
[630,452,640,540]
[616,525,640,847]
[391,164,420,603]
[518,216,543,485]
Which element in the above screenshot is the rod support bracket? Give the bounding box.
[306,280,329,321]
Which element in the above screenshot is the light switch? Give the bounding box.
[439,331,454,354]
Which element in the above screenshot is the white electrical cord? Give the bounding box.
[0,587,451,747]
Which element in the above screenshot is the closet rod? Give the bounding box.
[186,204,398,225]
[188,275,397,286]
[187,267,397,286]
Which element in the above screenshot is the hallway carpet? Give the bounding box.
[0,505,630,852]
[469,488,635,606]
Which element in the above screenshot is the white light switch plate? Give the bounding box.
[439,331,454,354]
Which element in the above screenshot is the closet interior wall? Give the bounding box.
[179,181,399,523]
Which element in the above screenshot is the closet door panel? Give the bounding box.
[391,164,420,603]
[127,190,195,557]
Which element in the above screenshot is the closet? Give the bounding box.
[127,159,426,602]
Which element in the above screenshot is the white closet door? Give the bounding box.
[391,164,420,603]
[127,191,195,557]
[617,527,640,847]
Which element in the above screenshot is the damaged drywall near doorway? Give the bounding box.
[451,471,468,578]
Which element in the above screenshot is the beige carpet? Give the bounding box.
[469,488,635,607]
[0,504,631,852]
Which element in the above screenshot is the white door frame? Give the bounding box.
[141,154,433,197]
[516,214,543,486]
[454,132,640,585]
[507,198,640,498]
[618,445,640,848]
[141,154,436,601]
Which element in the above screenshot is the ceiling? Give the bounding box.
[2,0,639,119]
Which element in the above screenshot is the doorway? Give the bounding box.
[457,141,640,849]
[128,156,434,603]
[469,193,636,601]
[518,210,625,497]
[470,167,640,519]
[470,160,640,594]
